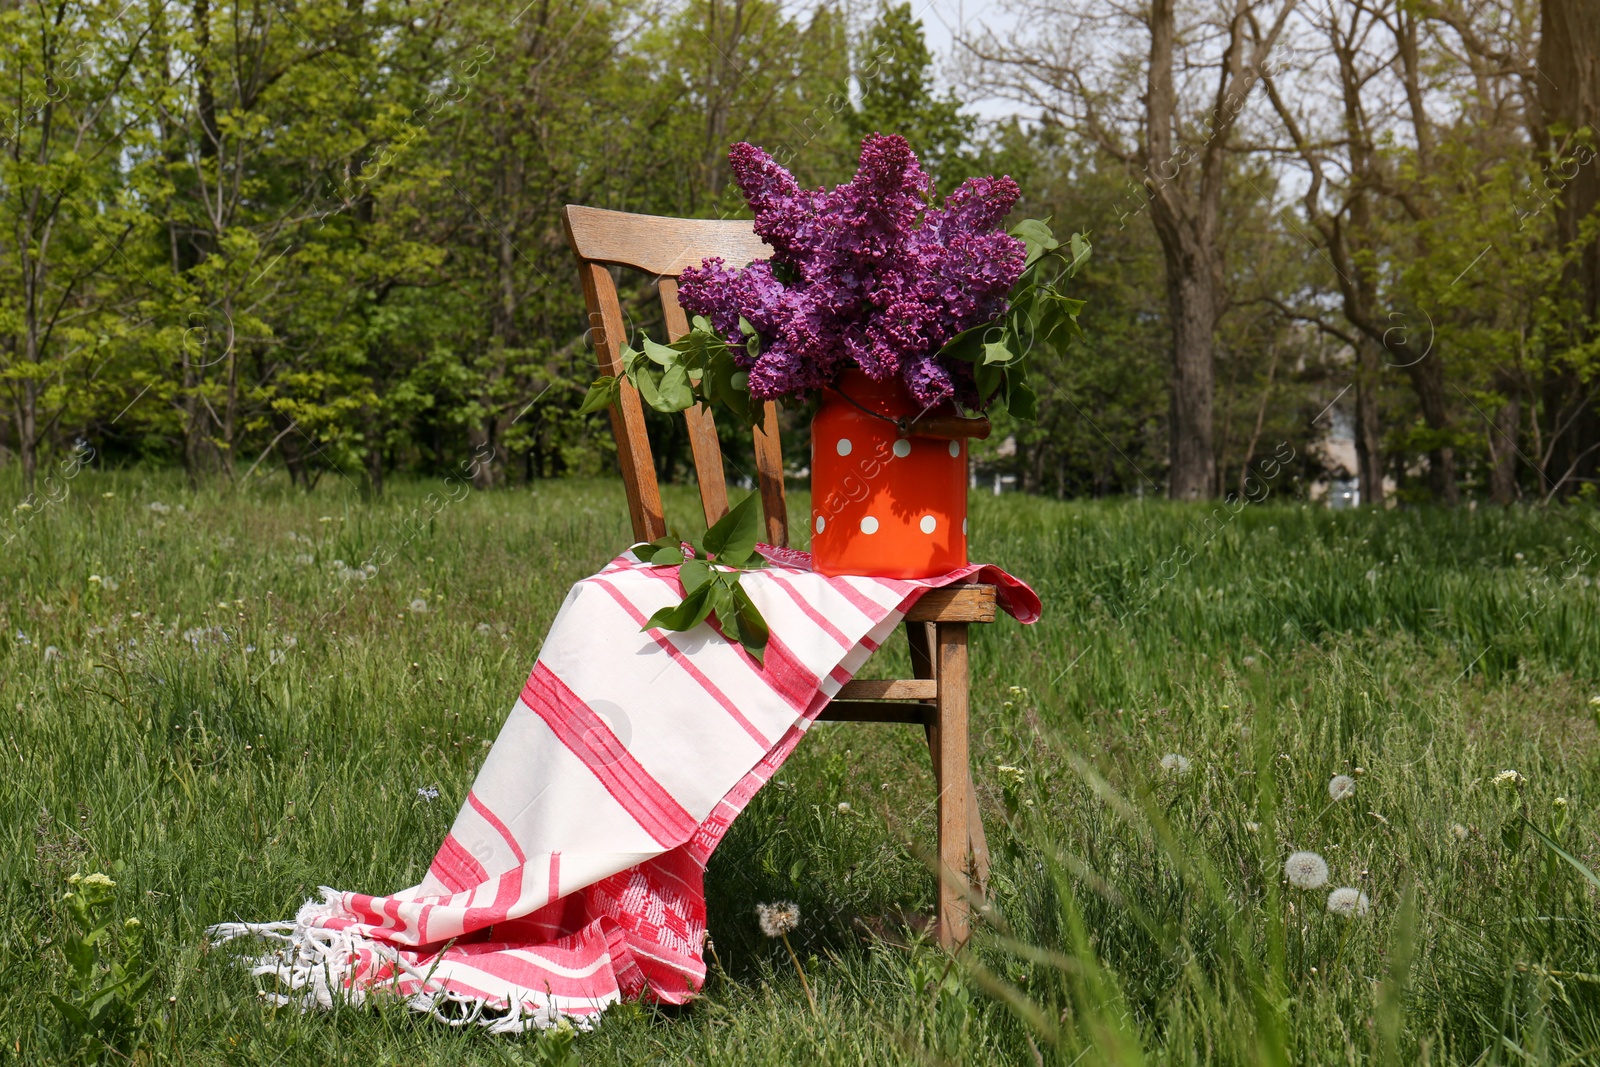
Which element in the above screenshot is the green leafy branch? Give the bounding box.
[634,493,771,662]
[577,315,764,427]
[577,219,1091,426]
[935,219,1091,421]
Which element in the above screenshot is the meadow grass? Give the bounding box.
[2,468,1599,1064]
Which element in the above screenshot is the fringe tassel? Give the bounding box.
[206,890,590,1034]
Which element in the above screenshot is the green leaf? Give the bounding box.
[649,545,685,566]
[1007,376,1039,421]
[983,338,1016,366]
[632,363,665,411]
[1526,817,1600,891]
[1010,217,1059,266]
[643,583,714,633]
[1067,231,1092,275]
[641,337,679,368]
[679,558,712,593]
[576,376,618,416]
[938,323,988,365]
[701,493,763,566]
[47,993,88,1030]
[657,362,694,411]
[729,580,770,654]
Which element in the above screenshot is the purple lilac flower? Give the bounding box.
[678,134,1025,406]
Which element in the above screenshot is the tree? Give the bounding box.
[0,0,149,492]
[848,3,974,188]
[965,0,1298,500]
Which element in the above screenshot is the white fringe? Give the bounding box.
[206,889,591,1034]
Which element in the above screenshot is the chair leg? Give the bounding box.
[912,619,988,937]
[933,621,971,949]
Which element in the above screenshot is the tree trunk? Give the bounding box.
[18,382,37,495]
[1402,352,1458,505]
[1539,0,1600,496]
[1488,387,1521,505]
[1166,269,1218,500]
[1354,339,1384,506]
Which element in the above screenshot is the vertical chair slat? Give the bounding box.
[659,277,730,530]
[753,401,788,547]
[578,260,666,543]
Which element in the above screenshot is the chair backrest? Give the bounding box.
[562,204,789,547]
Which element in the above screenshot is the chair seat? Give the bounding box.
[902,584,997,623]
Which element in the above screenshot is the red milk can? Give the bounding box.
[808,369,987,579]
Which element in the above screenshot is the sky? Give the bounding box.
[878,0,1027,122]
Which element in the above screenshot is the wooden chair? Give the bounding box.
[562,204,995,948]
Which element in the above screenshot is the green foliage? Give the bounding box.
[46,871,156,1063]
[937,220,1091,420]
[848,3,975,187]
[636,493,770,661]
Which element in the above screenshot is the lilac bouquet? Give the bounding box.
[580,135,1088,426]
[678,135,1026,408]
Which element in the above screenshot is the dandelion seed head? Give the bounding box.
[756,901,800,938]
[409,598,429,614]
[1328,774,1356,801]
[1284,851,1329,890]
[1160,753,1192,776]
[1451,823,1469,841]
[836,802,851,814]
[1326,887,1370,917]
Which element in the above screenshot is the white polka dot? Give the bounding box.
[836,438,852,456]
[949,440,961,457]
[920,515,937,534]
[892,439,911,458]
[815,515,825,533]
[860,516,879,535]
[962,518,968,535]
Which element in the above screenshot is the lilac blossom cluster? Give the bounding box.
[678,134,1025,407]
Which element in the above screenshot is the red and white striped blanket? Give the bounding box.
[210,545,1038,1031]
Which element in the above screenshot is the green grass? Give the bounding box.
[3,468,1600,1064]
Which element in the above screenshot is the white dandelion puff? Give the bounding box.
[1160,753,1192,776]
[836,802,852,814]
[408,598,429,614]
[1326,887,1370,917]
[1328,774,1356,801]
[1451,823,1470,841]
[756,902,800,938]
[1284,851,1329,890]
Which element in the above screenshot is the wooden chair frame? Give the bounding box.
[562,204,991,947]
